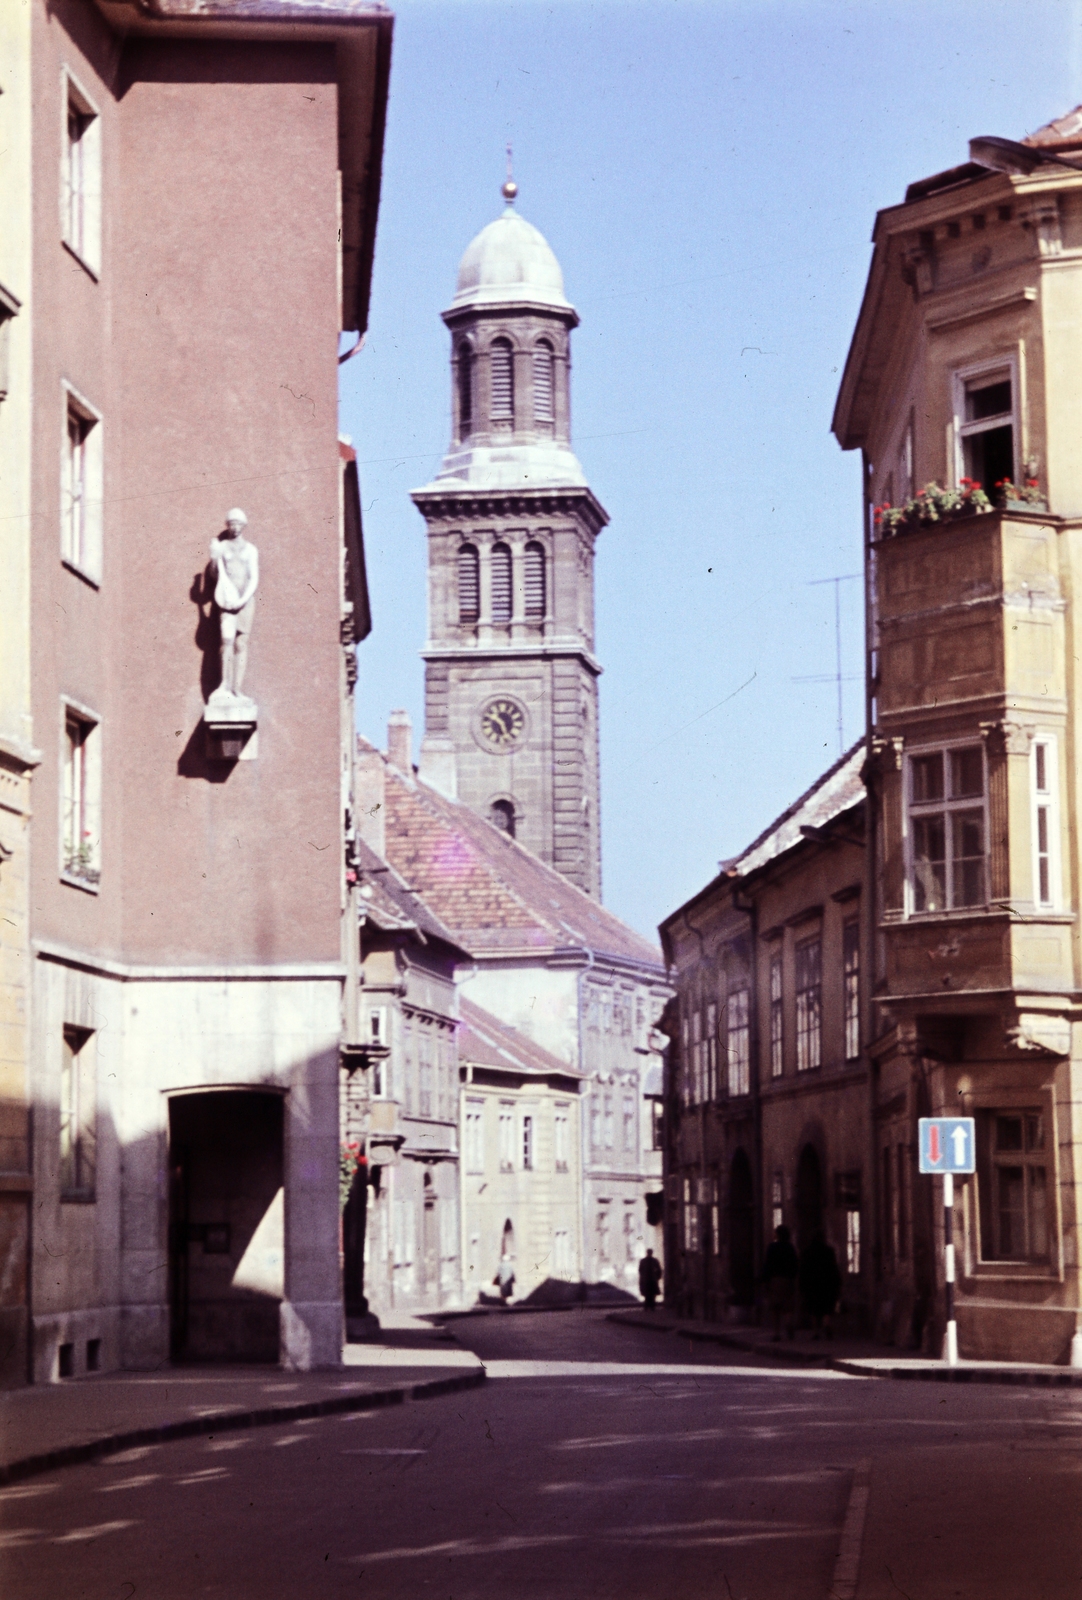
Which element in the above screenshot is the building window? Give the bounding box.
[795,935,821,1072]
[457,544,480,624]
[907,745,986,913]
[63,75,101,275]
[62,389,103,581]
[680,1015,690,1107]
[603,1094,614,1150]
[1032,738,1058,908]
[691,1008,702,1104]
[498,1104,515,1172]
[900,409,915,502]
[490,338,513,423]
[726,989,750,1096]
[522,1114,534,1171]
[622,1094,635,1153]
[590,1093,601,1150]
[771,1172,783,1233]
[392,1200,415,1277]
[979,1110,1049,1263]
[62,705,100,888]
[597,1206,611,1262]
[490,542,512,624]
[705,1001,717,1100]
[457,342,473,438]
[650,1099,664,1152]
[955,363,1016,496]
[60,1027,95,1200]
[524,541,546,620]
[843,918,860,1061]
[623,1207,637,1264]
[533,340,554,422]
[465,1099,484,1174]
[554,1228,572,1277]
[682,1179,699,1252]
[554,1104,570,1172]
[418,1026,433,1117]
[845,1210,861,1277]
[489,799,516,837]
[769,950,783,1078]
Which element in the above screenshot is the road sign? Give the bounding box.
[918,1117,976,1175]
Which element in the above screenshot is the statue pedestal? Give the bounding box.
[203,689,258,761]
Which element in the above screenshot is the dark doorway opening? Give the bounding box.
[342,1163,369,1324]
[728,1149,755,1306]
[168,1091,283,1363]
[796,1143,823,1249]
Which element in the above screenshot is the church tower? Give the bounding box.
[413,179,607,898]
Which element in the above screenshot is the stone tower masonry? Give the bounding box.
[412,179,607,899]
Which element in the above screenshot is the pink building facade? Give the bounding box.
[12,0,390,1382]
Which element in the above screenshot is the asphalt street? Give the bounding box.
[3,1310,1081,1599]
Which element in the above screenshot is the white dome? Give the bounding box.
[448,206,575,315]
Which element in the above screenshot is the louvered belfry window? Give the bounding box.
[490,339,513,422]
[491,543,512,623]
[524,542,546,620]
[457,343,473,438]
[458,544,480,623]
[533,341,554,422]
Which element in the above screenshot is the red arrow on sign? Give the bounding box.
[928,1124,941,1164]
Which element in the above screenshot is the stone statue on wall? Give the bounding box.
[209,508,260,699]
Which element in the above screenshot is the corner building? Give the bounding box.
[833,104,1082,1362]
[413,183,606,899]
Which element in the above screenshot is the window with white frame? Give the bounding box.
[680,1013,690,1105]
[553,1228,572,1278]
[907,744,986,913]
[465,1099,484,1173]
[706,1001,718,1100]
[955,361,1016,497]
[769,949,783,1078]
[1032,737,1058,908]
[978,1109,1050,1263]
[843,918,860,1061]
[62,703,100,888]
[726,989,750,1096]
[522,1114,534,1171]
[554,1104,570,1172]
[622,1094,636,1153]
[650,1099,663,1151]
[418,1025,433,1118]
[62,387,103,580]
[691,1008,702,1104]
[596,1205,611,1261]
[845,1210,861,1276]
[603,1094,614,1150]
[63,74,101,275]
[60,1027,96,1200]
[795,935,821,1072]
[498,1104,515,1172]
[590,1092,601,1149]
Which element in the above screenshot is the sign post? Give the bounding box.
[918,1117,976,1367]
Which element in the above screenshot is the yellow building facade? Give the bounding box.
[834,106,1082,1362]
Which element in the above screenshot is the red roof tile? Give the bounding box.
[458,995,583,1080]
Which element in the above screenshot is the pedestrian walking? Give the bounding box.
[638,1248,663,1310]
[761,1224,799,1340]
[798,1228,842,1339]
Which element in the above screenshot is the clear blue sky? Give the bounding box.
[340,0,1080,942]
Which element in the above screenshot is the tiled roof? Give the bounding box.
[458,995,583,1081]
[1025,104,1082,149]
[355,838,468,954]
[728,740,865,879]
[361,740,663,973]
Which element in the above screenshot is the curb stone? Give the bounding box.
[0,1368,485,1487]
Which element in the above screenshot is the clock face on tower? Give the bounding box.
[479,696,527,752]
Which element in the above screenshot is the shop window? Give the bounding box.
[906,744,986,913]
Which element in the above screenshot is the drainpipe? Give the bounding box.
[862,447,881,1332]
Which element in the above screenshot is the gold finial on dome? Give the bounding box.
[501,141,517,205]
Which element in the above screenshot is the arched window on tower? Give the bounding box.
[490,338,513,424]
[490,542,512,623]
[524,542,546,620]
[457,342,473,439]
[533,340,554,424]
[490,799,516,837]
[458,544,480,624]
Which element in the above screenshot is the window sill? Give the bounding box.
[61,871,99,895]
[968,1261,1061,1282]
[62,557,101,590]
[61,236,100,282]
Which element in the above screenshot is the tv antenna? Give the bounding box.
[792,573,862,756]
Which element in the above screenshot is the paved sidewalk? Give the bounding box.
[0,1317,483,1485]
[609,1306,1082,1385]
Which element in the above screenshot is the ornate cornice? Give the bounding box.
[411,483,609,536]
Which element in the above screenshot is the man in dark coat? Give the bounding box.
[799,1229,842,1339]
[638,1248,663,1310]
[761,1224,799,1340]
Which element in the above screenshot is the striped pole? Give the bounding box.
[943,1171,958,1366]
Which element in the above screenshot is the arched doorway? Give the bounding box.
[796,1144,823,1249]
[728,1149,755,1306]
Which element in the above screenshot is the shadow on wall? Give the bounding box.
[177,564,230,782]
